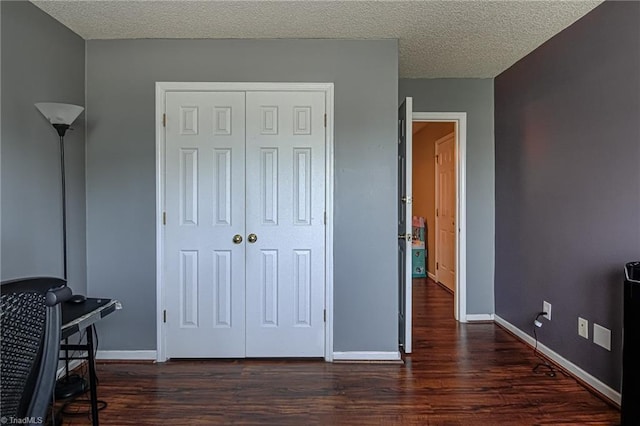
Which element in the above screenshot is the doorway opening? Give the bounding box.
[412,122,456,304]
[412,113,467,323]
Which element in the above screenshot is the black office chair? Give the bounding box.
[1,277,72,425]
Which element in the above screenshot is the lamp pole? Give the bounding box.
[53,123,70,281]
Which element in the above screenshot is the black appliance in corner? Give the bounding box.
[622,261,640,425]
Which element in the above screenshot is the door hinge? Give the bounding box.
[162,113,167,127]
[324,114,327,128]
[163,310,167,323]
[436,262,439,270]
[402,196,412,204]
[324,212,327,225]
[436,208,439,217]
[323,309,326,323]
[163,212,167,225]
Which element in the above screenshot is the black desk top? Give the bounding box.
[61,298,118,340]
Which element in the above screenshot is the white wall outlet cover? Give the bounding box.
[593,323,611,351]
[543,301,552,320]
[578,317,588,339]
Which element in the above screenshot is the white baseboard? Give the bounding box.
[466,314,494,322]
[427,272,436,281]
[56,359,85,379]
[333,351,401,361]
[494,315,621,406]
[96,350,157,360]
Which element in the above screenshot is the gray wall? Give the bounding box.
[495,1,640,389]
[86,39,399,351]
[1,1,86,294]
[399,79,495,315]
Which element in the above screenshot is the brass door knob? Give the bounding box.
[247,233,258,243]
[232,234,243,244]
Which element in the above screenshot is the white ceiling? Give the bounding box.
[31,0,603,78]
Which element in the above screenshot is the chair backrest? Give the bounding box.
[1,277,71,423]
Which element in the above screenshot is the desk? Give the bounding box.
[61,298,120,426]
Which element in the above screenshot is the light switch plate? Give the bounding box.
[593,323,611,351]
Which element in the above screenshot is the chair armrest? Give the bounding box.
[45,286,72,306]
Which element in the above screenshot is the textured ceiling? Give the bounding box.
[31,0,603,78]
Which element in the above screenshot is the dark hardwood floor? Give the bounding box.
[60,278,620,425]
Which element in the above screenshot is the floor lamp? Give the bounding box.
[35,102,87,402]
[35,102,84,281]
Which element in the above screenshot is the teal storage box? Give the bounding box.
[412,248,426,278]
[411,216,427,278]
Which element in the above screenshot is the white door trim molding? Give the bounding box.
[413,112,467,323]
[155,82,335,362]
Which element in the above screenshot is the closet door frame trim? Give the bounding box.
[154,82,335,362]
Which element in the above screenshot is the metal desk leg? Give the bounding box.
[86,325,99,426]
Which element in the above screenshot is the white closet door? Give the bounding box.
[244,91,326,357]
[165,91,246,358]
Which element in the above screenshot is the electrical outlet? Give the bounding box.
[578,317,588,339]
[543,301,551,321]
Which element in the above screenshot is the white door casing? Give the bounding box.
[158,83,334,360]
[245,91,326,357]
[435,132,456,293]
[398,97,412,354]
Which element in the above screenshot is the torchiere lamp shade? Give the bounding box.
[35,103,84,126]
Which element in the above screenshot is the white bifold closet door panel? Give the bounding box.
[165,92,247,358]
[164,89,326,358]
[245,91,326,357]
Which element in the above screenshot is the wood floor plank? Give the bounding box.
[59,279,620,425]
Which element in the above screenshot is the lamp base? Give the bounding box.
[55,374,87,400]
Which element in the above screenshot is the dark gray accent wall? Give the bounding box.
[399,79,495,315]
[85,39,398,351]
[495,1,640,389]
[1,1,86,294]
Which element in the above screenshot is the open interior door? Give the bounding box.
[398,97,413,354]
